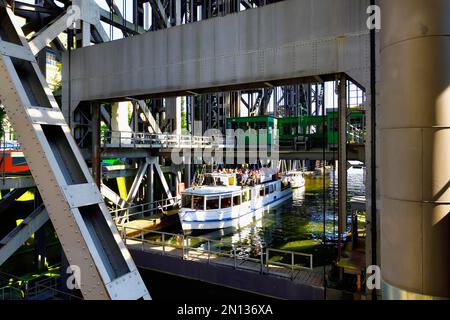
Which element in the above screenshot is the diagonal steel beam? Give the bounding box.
[28,10,76,55]
[0,205,49,266]
[136,100,162,134]
[149,0,170,28]
[126,160,149,204]
[100,105,111,127]
[152,160,175,205]
[100,183,128,208]
[0,188,29,214]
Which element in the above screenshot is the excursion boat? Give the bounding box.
[281,171,305,189]
[179,169,292,231]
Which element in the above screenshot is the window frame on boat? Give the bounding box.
[192,195,205,210]
[242,190,251,203]
[182,194,192,208]
[206,195,220,210]
[183,187,259,211]
[259,186,265,197]
[220,194,232,209]
[232,193,241,206]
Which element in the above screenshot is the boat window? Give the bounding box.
[221,195,232,209]
[242,191,250,202]
[193,196,204,210]
[206,196,220,210]
[265,186,270,195]
[233,194,241,206]
[182,195,192,209]
[259,187,265,197]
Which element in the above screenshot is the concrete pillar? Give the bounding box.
[175,0,182,26]
[166,97,182,135]
[380,0,450,299]
[111,101,132,144]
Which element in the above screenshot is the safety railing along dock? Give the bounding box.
[122,227,315,281]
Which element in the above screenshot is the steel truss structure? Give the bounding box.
[0,5,150,300]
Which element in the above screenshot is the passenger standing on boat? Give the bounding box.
[242,170,249,185]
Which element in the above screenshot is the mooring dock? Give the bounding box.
[123,228,324,300]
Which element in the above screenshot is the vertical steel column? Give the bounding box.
[338,74,347,259]
[91,102,101,187]
[368,0,378,301]
[147,162,154,206]
[380,0,450,299]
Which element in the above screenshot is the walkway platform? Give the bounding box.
[125,236,324,300]
[0,176,35,190]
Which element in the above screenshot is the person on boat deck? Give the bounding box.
[242,170,249,185]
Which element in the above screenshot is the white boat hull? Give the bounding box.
[282,172,305,189]
[179,188,292,231]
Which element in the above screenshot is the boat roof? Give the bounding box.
[182,185,243,196]
[284,171,304,175]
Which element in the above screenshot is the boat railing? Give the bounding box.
[122,227,315,280]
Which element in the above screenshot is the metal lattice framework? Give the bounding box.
[0,5,150,300]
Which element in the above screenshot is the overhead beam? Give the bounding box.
[64,0,370,106]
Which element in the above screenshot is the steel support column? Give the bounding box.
[91,102,101,186]
[338,74,347,259]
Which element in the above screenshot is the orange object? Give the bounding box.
[178,182,185,195]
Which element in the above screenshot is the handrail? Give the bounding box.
[266,248,313,279]
[0,286,22,300]
[101,130,236,149]
[121,227,315,281]
[110,197,180,224]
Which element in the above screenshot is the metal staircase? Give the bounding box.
[0,6,150,300]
